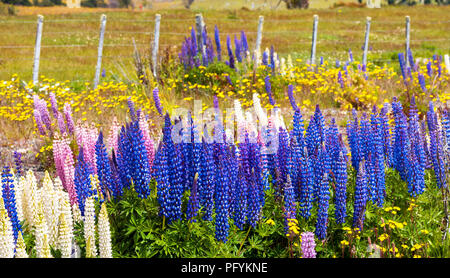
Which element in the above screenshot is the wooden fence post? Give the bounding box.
[152,14,161,78]
[94,14,107,89]
[362,17,371,66]
[405,16,411,67]
[32,15,44,85]
[255,15,264,55]
[310,14,319,66]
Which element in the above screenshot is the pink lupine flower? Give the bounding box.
[138,114,155,167]
[63,103,75,134]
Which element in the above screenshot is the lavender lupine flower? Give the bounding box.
[226,35,235,69]
[301,232,316,258]
[49,92,59,118]
[320,56,324,66]
[348,49,353,62]
[33,109,46,135]
[420,119,432,170]
[153,87,164,116]
[407,48,416,71]
[63,103,75,135]
[269,46,275,69]
[336,59,340,68]
[427,102,447,189]
[13,151,23,177]
[1,166,21,241]
[33,95,52,132]
[315,172,330,240]
[214,25,221,61]
[353,161,368,230]
[57,111,67,135]
[190,26,198,56]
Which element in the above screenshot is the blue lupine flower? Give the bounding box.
[392,98,409,181]
[398,53,407,82]
[95,131,113,200]
[380,104,393,168]
[287,84,298,112]
[109,150,124,198]
[334,151,348,224]
[352,161,368,230]
[233,166,247,230]
[234,35,242,63]
[1,166,22,241]
[418,73,427,92]
[264,75,275,106]
[262,50,269,67]
[214,148,230,242]
[338,71,344,88]
[277,127,290,189]
[270,45,275,69]
[198,140,215,221]
[186,173,199,222]
[241,31,248,57]
[214,25,221,61]
[226,35,235,69]
[347,109,361,170]
[315,172,330,240]
[74,148,95,216]
[348,49,353,62]
[298,149,314,219]
[283,175,297,232]
[336,59,340,68]
[426,61,433,78]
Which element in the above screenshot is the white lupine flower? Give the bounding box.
[58,213,72,258]
[41,234,52,258]
[35,203,50,258]
[23,170,39,228]
[15,231,28,258]
[287,55,294,78]
[72,203,82,224]
[0,199,15,258]
[42,172,60,247]
[59,192,74,240]
[98,203,112,258]
[84,197,97,258]
[252,93,268,128]
[280,57,286,76]
[15,176,25,223]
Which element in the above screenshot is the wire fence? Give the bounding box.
[0,14,449,81]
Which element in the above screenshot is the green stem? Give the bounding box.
[237,225,252,256]
[162,216,165,230]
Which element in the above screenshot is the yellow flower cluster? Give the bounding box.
[380,220,407,229]
[286,218,300,238]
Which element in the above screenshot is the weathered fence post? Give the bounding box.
[32,15,44,86]
[255,15,264,55]
[362,16,371,66]
[405,16,411,67]
[94,14,107,89]
[152,14,161,78]
[310,14,319,66]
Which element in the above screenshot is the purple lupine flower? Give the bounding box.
[426,60,433,78]
[95,131,114,200]
[187,173,200,222]
[283,175,297,232]
[407,48,416,71]
[153,87,164,115]
[301,232,316,258]
[320,56,324,66]
[348,49,353,62]
[49,92,59,118]
[101,68,106,78]
[56,111,67,135]
[270,45,275,69]
[392,97,409,181]
[336,59,340,68]
[63,103,75,135]
[398,53,407,82]
[262,50,269,66]
[214,25,221,61]
[232,166,247,230]
[74,148,95,216]
[33,95,52,132]
[334,151,347,224]
[33,109,46,135]
[315,161,330,240]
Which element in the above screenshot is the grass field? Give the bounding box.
[0,5,449,82]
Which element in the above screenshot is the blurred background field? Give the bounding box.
[0,2,449,83]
